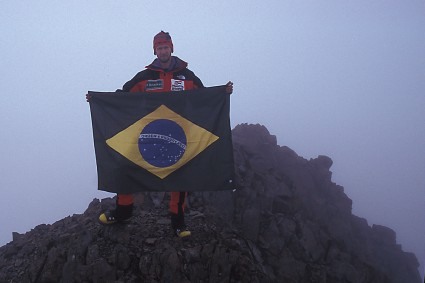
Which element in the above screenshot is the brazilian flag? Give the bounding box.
[88,86,235,193]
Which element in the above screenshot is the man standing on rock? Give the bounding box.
[89,31,233,237]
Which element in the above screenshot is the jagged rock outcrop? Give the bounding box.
[0,123,421,283]
[0,197,268,283]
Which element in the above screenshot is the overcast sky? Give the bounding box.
[1,0,424,277]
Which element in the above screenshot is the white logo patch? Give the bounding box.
[171,79,185,91]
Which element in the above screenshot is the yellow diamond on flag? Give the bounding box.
[106,105,219,179]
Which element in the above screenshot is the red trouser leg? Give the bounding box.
[117,194,134,205]
[115,194,134,220]
[169,192,187,215]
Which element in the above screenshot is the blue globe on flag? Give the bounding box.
[138,119,187,168]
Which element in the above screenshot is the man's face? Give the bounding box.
[155,45,172,63]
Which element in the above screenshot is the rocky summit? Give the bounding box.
[0,124,421,283]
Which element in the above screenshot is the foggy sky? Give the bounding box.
[0,0,424,278]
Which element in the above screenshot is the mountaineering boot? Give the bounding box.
[171,212,191,238]
[175,228,191,238]
[99,203,133,225]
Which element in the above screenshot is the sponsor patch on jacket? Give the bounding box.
[145,80,164,91]
[171,79,185,91]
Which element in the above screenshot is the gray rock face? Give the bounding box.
[0,123,421,283]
